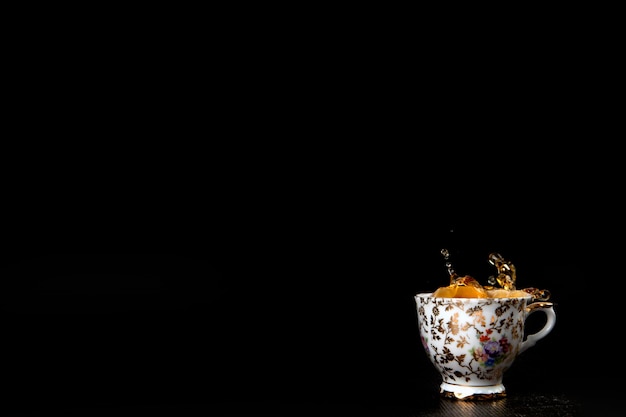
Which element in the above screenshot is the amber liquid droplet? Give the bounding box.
[440,248,457,284]
[488,252,517,290]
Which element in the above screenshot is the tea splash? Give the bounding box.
[433,249,551,301]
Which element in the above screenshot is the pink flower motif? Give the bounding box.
[421,335,429,353]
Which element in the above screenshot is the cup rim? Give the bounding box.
[414,291,533,301]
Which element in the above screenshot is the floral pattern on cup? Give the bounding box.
[420,334,430,354]
[416,296,526,385]
[471,331,511,367]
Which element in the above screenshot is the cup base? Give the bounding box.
[440,382,507,401]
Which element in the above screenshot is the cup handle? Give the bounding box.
[519,302,556,355]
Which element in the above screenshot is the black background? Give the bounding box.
[3,10,622,414]
[1,162,621,417]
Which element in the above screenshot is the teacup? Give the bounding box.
[414,292,556,400]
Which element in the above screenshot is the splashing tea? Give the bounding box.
[432,249,551,301]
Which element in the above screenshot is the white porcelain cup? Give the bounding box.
[414,292,556,400]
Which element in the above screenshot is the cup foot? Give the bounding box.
[440,382,506,401]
